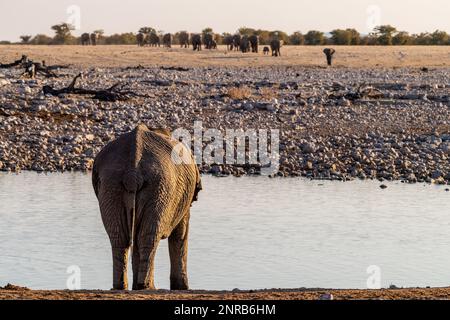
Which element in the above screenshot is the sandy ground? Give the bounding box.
[1,45,449,68]
[1,285,450,300]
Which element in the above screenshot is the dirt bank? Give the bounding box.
[1,284,450,300]
[0,45,449,68]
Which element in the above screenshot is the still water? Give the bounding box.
[0,172,449,290]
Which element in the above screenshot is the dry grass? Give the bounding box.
[0,45,449,68]
[226,86,253,100]
[259,87,278,101]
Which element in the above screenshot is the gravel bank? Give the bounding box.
[2,284,450,300]
[0,64,449,184]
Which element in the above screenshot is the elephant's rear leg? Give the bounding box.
[98,188,131,290]
[134,236,160,290]
[169,212,190,290]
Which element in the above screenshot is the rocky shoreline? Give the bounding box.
[2,284,450,300]
[0,64,449,184]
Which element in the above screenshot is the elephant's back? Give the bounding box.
[93,124,200,207]
[138,129,198,191]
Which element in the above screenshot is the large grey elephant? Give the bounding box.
[163,33,172,48]
[232,34,241,51]
[90,33,98,46]
[148,33,160,47]
[203,33,215,49]
[92,124,202,290]
[323,48,336,66]
[191,34,202,51]
[81,33,90,45]
[223,35,234,51]
[178,31,190,48]
[136,33,146,47]
[240,36,251,53]
[249,35,259,53]
[270,39,282,57]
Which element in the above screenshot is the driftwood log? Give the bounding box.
[0,55,29,68]
[0,55,67,78]
[42,73,146,102]
[329,85,384,101]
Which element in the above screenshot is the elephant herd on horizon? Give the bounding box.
[136,31,283,56]
[81,33,98,46]
[80,31,337,64]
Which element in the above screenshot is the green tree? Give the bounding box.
[347,28,361,45]
[104,33,136,45]
[330,29,352,45]
[202,27,214,38]
[139,27,156,34]
[20,35,32,44]
[392,31,412,45]
[238,27,256,36]
[30,34,53,45]
[269,31,289,44]
[304,30,325,45]
[413,33,432,45]
[289,31,304,45]
[255,29,271,45]
[374,25,397,45]
[51,23,75,44]
[430,30,449,45]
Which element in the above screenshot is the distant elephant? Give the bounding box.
[178,31,190,48]
[163,33,172,48]
[270,39,281,57]
[90,33,98,46]
[137,33,146,46]
[148,33,160,47]
[92,124,202,290]
[232,34,241,51]
[203,33,216,49]
[263,46,270,55]
[249,35,259,53]
[240,36,250,53]
[191,34,202,51]
[224,35,234,51]
[323,48,336,66]
[81,33,90,45]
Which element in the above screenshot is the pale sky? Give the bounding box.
[0,0,449,41]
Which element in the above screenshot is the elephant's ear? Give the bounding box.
[191,166,202,204]
[92,164,100,198]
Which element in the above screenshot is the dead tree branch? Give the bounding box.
[42,73,147,101]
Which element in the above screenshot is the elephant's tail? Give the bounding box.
[122,169,144,248]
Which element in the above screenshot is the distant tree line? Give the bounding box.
[2,23,449,45]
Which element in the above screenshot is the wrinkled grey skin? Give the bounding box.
[148,33,160,47]
[137,33,146,47]
[270,39,281,57]
[249,35,259,53]
[81,33,90,45]
[232,34,241,51]
[90,33,98,46]
[163,33,172,48]
[224,35,234,51]
[92,125,202,290]
[263,46,270,55]
[191,34,202,51]
[240,36,251,53]
[179,32,190,48]
[323,48,336,66]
